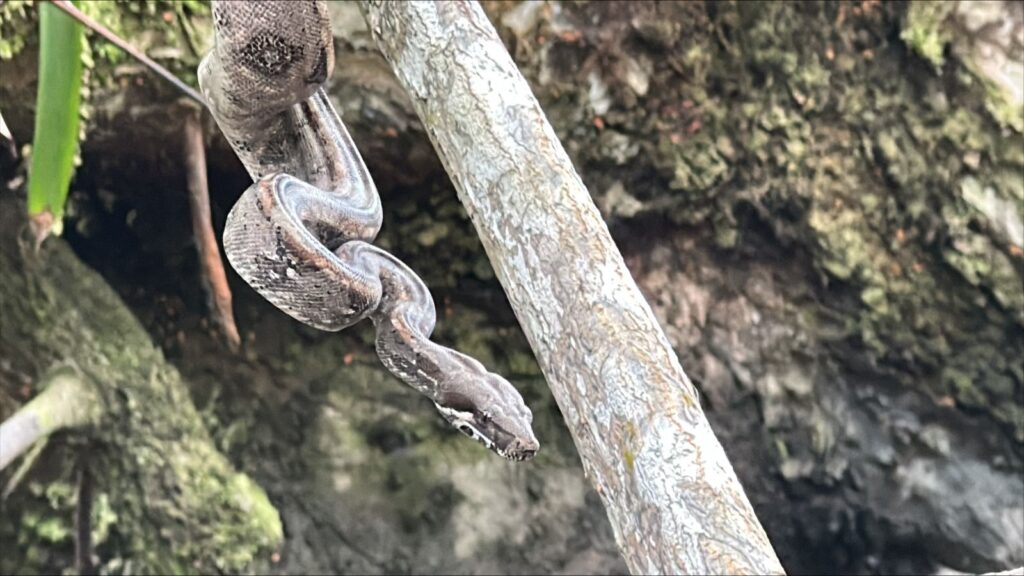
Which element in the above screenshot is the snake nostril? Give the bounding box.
[305,46,329,84]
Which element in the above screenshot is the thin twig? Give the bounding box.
[48,0,206,107]
[0,108,15,157]
[1,436,49,501]
[183,106,240,351]
[75,461,95,576]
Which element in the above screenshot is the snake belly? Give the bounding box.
[198,0,538,461]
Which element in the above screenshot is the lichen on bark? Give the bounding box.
[499,0,1023,440]
[486,0,1022,571]
[0,193,282,574]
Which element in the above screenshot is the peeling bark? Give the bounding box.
[361,2,783,574]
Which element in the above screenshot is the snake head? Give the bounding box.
[434,374,539,462]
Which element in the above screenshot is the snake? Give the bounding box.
[198,0,538,461]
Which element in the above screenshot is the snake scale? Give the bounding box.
[199,0,538,461]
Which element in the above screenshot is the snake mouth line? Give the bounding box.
[500,448,538,462]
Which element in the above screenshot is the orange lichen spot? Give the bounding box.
[271,552,281,564]
[162,11,174,23]
[343,352,355,365]
[623,448,635,472]
[1009,245,1023,258]
[681,390,697,408]
[895,228,906,243]
[384,126,398,138]
[593,116,605,130]
[826,46,835,61]
[937,395,956,407]
[862,48,875,60]
[912,261,925,273]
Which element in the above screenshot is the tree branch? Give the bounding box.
[75,460,95,576]
[183,104,240,351]
[360,2,784,573]
[0,366,102,471]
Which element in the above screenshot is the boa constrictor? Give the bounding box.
[198,0,538,461]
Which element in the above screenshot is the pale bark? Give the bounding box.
[0,368,102,471]
[360,2,784,574]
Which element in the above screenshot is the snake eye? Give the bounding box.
[458,424,473,436]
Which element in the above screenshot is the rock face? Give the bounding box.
[1,1,1021,575]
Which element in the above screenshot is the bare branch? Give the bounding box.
[1,436,49,500]
[182,105,240,351]
[0,367,103,471]
[360,2,784,573]
[75,462,95,576]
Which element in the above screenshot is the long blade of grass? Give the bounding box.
[49,0,205,106]
[27,0,83,241]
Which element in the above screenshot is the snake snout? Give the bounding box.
[505,437,539,462]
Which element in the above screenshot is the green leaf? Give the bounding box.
[27,1,83,235]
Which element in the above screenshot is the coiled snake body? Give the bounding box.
[199,1,538,461]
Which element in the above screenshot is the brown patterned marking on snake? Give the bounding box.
[238,31,302,77]
[199,0,538,460]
